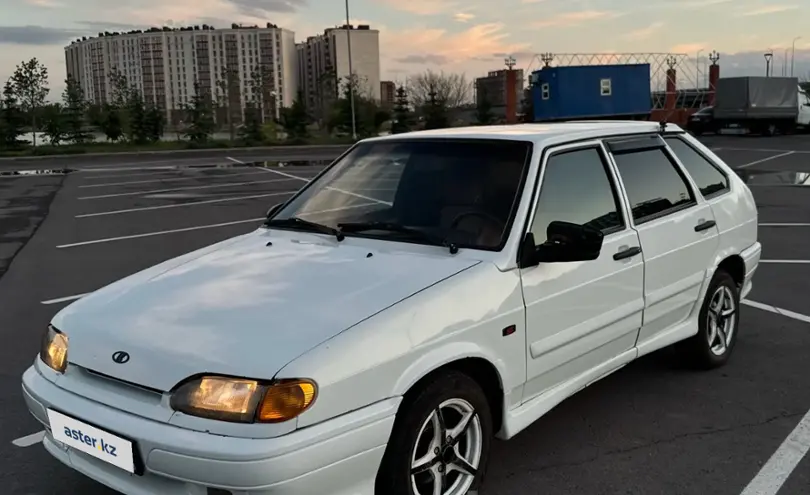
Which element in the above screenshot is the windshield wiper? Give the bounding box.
[265,216,344,241]
[337,221,458,254]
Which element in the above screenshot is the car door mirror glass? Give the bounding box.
[533,221,604,263]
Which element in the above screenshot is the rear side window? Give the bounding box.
[612,148,696,224]
[530,147,624,243]
[665,137,729,198]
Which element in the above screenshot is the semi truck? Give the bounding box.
[711,76,810,135]
[530,64,652,122]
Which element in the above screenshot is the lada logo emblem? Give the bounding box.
[111,351,130,364]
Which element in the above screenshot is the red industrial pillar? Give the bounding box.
[505,69,517,124]
[708,64,720,106]
[665,68,677,110]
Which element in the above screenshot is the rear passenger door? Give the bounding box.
[606,135,721,355]
[519,143,645,402]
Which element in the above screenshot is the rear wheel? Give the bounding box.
[676,269,740,369]
[376,371,493,495]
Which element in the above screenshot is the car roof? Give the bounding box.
[366,121,685,146]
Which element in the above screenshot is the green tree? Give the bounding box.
[11,58,49,147]
[281,91,309,143]
[127,91,150,144]
[99,104,123,142]
[40,103,67,145]
[391,85,412,134]
[239,101,264,145]
[62,75,93,144]
[145,105,164,143]
[0,80,26,149]
[475,88,494,125]
[423,91,449,130]
[183,81,215,143]
[216,67,240,141]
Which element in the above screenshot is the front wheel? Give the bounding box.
[676,269,741,369]
[376,371,493,495]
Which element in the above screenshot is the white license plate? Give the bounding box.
[47,409,136,473]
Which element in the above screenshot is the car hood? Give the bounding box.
[53,230,479,391]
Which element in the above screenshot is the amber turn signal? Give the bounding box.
[257,379,317,423]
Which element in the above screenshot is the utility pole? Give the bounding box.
[792,37,802,77]
[344,0,357,140]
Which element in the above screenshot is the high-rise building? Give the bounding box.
[296,25,381,120]
[380,80,396,108]
[64,23,298,124]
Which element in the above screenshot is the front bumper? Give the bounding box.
[22,362,399,495]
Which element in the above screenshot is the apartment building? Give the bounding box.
[380,80,396,108]
[296,25,381,119]
[64,23,298,124]
[475,69,525,107]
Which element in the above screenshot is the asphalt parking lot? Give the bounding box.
[0,136,808,495]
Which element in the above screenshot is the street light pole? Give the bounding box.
[344,0,357,140]
[792,37,802,77]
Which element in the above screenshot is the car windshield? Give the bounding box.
[696,106,713,115]
[270,139,533,251]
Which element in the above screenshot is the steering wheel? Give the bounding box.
[449,210,505,236]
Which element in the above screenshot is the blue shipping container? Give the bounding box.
[531,64,652,122]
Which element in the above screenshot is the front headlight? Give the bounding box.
[40,325,69,373]
[170,376,317,424]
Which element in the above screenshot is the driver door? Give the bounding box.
[519,143,645,402]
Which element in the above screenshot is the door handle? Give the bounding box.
[613,246,642,261]
[694,220,717,232]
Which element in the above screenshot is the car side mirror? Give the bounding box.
[266,203,283,218]
[520,221,604,267]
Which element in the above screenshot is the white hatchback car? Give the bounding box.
[23,122,761,495]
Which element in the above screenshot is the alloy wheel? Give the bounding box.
[410,397,483,495]
[707,285,737,356]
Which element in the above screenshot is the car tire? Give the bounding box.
[375,371,493,495]
[677,269,741,369]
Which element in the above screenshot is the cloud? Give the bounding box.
[378,0,455,15]
[739,5,797,16]
[24,0,63,7]
[531,11,618,28]
[384,23,529,74]
[622,22,664,41]
[0,25,85,45]
[396,54,451,65]
[671,42,708,53]
[454,13,475,22]
[226,0,307,16]
[675,0,731,7]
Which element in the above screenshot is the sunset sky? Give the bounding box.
[2,0,808,97]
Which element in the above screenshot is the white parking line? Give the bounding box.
[12,430,45,447]
[759,223,810,227]
[718,147,810,154]
[76,191,296,218]
[79,170,266,188]
[56,218,265,248]
[80,169,184,180]
[78,178,295,200]
[227,157,392,206]
[760,260,810,264]
[736,151,796,169]
[743,300,810,324]
[739,408,810,495]
[41,293,89,305]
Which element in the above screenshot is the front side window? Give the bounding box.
[664,137,729,198]
[530,147,624,244]
[612,148,696,223]
[272,139,532,251]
